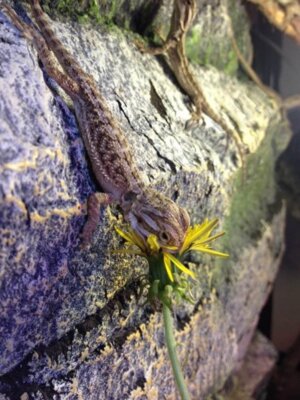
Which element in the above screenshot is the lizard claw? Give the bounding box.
[185,111,203,130]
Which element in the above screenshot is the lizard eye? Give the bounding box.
[159,231,170,243]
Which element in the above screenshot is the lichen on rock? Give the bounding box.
[0,1,290,399]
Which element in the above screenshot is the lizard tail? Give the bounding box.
[1,3,34,41]
[2,2,80,98]
[29,0,87,82]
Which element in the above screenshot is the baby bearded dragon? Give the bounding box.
[2,0,190,248]
[138,0,244,163]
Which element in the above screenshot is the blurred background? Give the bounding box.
[249,4,300,398]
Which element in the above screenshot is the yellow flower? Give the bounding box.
[115,218,228,283]
[180,218,229,257]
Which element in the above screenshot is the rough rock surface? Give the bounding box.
[220,331,278,399]
[0,1,290,399]
[42,0,251,75]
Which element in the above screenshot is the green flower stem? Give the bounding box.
[162,303,191,400]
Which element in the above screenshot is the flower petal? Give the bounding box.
[115,226,148,253]
[161,245,178,251]
[192,231,225,246]
[163,253,174,282]
[130,229,147,252]
[167,253,196,279]
[180,219,219,254]
[115,226,136,245]
[189,245,229,258]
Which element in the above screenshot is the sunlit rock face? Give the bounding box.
[0,1,290,398]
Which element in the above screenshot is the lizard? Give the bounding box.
[137,0,245,165]
[1,0,190,249]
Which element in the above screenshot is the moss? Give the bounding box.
[209,116,290,294]
[186,119,289,295]
[227,0,252,67]
[223,124,284,260]
[185,19,239,75]
[43,0,120,26]
[185,25,202,64]
[224,49,239,75]
[185,0,253,76]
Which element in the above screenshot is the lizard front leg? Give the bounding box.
[136,28,178,56]
[81,193,113,248]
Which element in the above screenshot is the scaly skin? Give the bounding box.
[1,0,190,248]
[139,0,244,164]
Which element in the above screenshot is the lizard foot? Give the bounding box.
[134,36,166,56]
[134,38,148,54]
[185,112,203,130]
[80,192,112,248]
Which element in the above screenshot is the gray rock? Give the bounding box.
[0,1,290,399]
[219,331,278,399]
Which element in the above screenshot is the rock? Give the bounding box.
[0,1,290,399]
[219,331,278,400]
[276,132,300,218]
[153,0,252,74]
[43,0,252,75]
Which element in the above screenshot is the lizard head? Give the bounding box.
[121,188,190,249]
